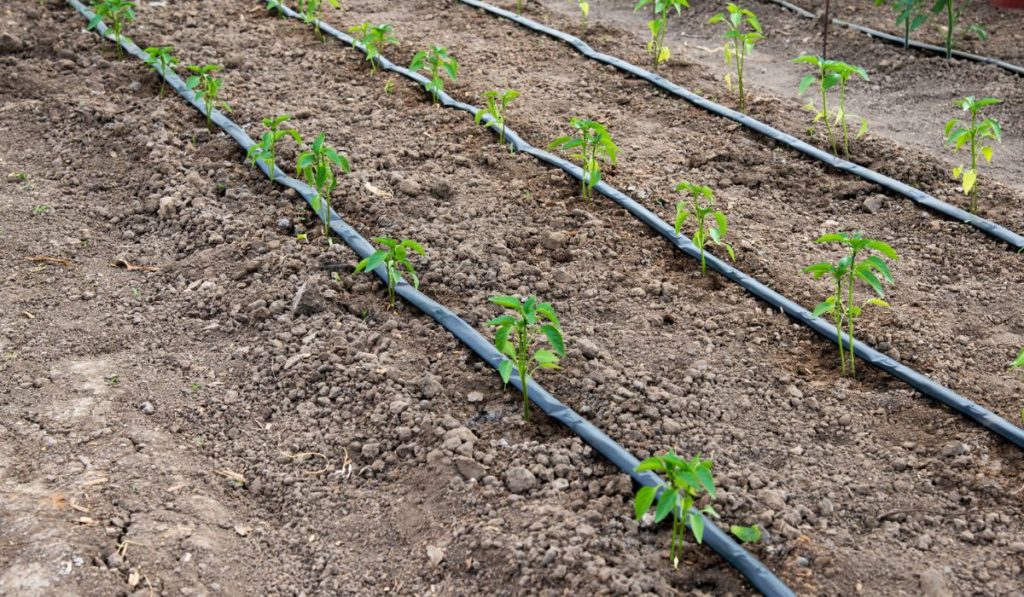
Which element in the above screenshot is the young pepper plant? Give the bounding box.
[633,452,761,569]
[354,237,426,308]
[488,295,565,422]
[246,115,302,181]
[347,22,398,75]
[673,182,735,275]
[944,96,1002,214]
[568,0,590,28]
[874,0,931,49]
[185,64,229,130]
[142,46,178,97]
[547,118,619,201]
[410,45,458,104]
[298,0,341,41]
[1013,347,1024,370]
[474,89,520,147]
[795,56,869,158]
[87,0,136,57]
[803,232,898,377]
[296,133,351,242]
[634,0,689,69]
[710,4,762,113]
[930,0,987,60]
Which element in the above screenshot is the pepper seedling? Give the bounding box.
[795,56,869,158]
[673,181,735,275]
[354,237,426,308]
[634,452,762,569]
[185,64,229,130]
[474,89,520,148]
[709,3,762,112]
[296,133,351,242]
[930,0,987,60]
[246,115,302,181]
[348,22,398,75]
[87,0,136,57]
[410,45,458,105]
[634,0,689,69]
[1012,347,1024,370]
[944,96,1002,214]
[488,295,565,422]
[804,232,898,377]
[142,46,178,97]
[873,0,931,48]
[568,0,590,28]
[548,118,619,201]
[516,0,528,14]
[298,0,341,41]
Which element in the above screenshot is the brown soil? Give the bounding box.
[2,0,1023,596]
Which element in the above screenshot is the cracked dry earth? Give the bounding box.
[2,0,1024,596]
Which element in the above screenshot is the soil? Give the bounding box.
[2,0,1024,596]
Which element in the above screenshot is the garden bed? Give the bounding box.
[1,0,1023,595]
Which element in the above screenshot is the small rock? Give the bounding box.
[919,568,953,597]
[419,374,443,399]
[0,33,23,54]
[758,488,787,511]
[398,178,422,197]
[139,402,155,415]
[467,391,484,403]
[940,441,967,458]
[863,196,884,214]
[505,467,537,494]
[276,217,293,233]
[291,278,325,316]
[426,545,445,567]
[454,457,486,480]
[157,197,177,220]
[361,442,380,459]
[541,231,567,250]
[577,338,601,360]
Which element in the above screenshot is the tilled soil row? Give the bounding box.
[87,0,1024,594]
[530,0,1024,192]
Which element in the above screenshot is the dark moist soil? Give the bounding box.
[1,0,1023,596]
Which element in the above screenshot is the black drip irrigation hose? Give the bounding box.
[762,0,1024,76]
[269,2,1024,452]
[65,2,797,595]
[454,0,1024,254]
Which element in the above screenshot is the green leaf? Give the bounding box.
[489,295,522,310]
[533,349,560,365]
[355,250,388,274]
[981,146,993,163]
[962,168,977,194]
[811,300,835,317]
[730,524,762,543]
[864,239,899,260]
[634,485,657,519]
[654,489,677,523]
[540,324,566,357]
[497,359,513,384]
[634,457,664,473]
[689,512,705,544]
[855,267,885,297]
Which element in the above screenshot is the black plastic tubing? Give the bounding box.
[454,0,1024,254]
[66,2,798,596]
[762,0,1024,76]
[272,1,1024,452]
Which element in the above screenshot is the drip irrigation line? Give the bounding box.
[762,0,1024,76]
[66,2,796,596]
[269,1,1024,452]
[453,0,1024,254]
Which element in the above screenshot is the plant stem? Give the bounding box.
[945,0,953,59]
[835,279,846,375]
[822,0,831,59]
[736,46,745,112]
[846,250,857,376]
[969,109,978,213]
[518,326,531,421]
[820,78,837,155]
[839,81,850,158]
[904,17,910,49]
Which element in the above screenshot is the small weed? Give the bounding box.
[247,114,302,180]
[105,374,120,386]
[1012,347,1024,370]
[296,133,350,241]
[33,204,52,215]
[383,79,395,94]
[87,0,135,57]
[474,89,520,147]
[944,96,1001,214]
[410,45,458,104]
[354,237,426,308]
[568,0,590,28]
[298,0,341,41]
[142,46,178,96]
[348,22,398,75]
[635,0,689,69]
[488,295,565,421]
[296,232,309,242]
[709,3,762,112]
[804,232,898,376]
[548,118,618,201]
[515,0,528,14]
[796,56,868,158]
[673,181,735,275]
[185,64,229,131]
